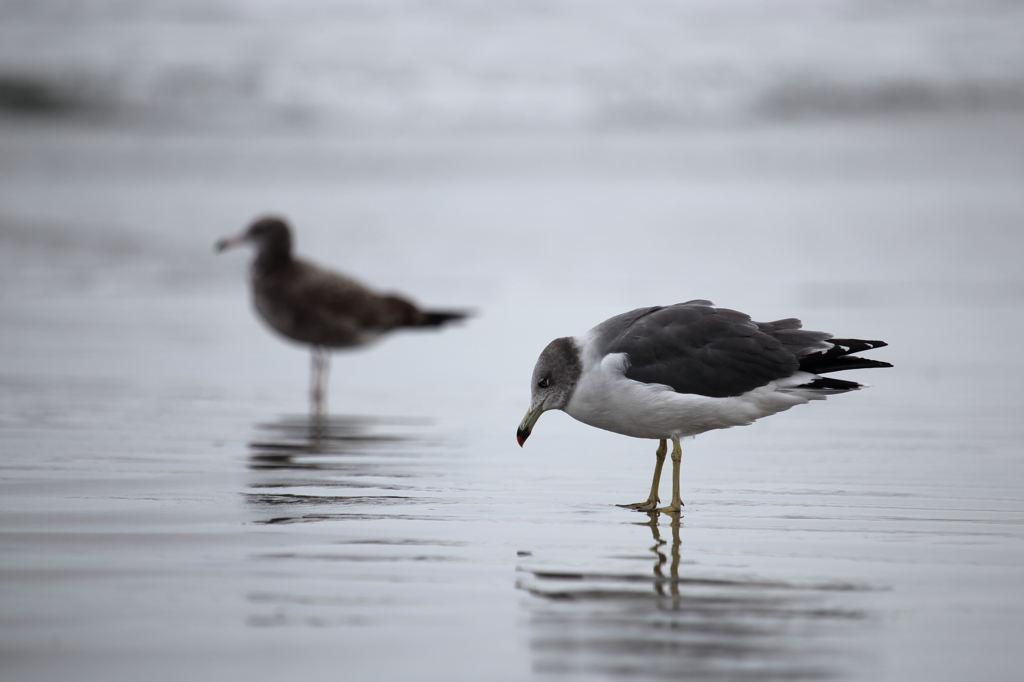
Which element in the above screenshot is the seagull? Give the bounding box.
[516,300,891,513]
[216,215,467,413]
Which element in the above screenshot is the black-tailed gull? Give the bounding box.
[217,215,467,413]
[516,300,891,512]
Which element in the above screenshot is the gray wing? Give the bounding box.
[597,301,831,398]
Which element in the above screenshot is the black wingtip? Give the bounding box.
[798,376,864,392]
[833,339,888,353]
[801,338,893,375]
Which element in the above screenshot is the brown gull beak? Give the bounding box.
[215,230,249,253]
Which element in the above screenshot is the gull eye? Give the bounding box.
[538,377,550,389]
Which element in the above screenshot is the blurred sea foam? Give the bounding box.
[1,0,1023,133]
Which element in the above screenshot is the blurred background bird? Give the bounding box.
[216,215,468,413]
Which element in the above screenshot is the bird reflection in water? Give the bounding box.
[247,413,418,471]
[520,514,876,680]
[245,414,430,525]
[646,513,684,602]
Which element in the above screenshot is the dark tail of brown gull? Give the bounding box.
[417,310,470,327]
[377,294,469,329]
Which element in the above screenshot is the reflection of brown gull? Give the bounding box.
[217,216,467,413]
[247,414,418,470]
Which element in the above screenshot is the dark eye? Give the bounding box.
[538,378,550,389]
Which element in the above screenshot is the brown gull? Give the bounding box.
[217,215,467,413]
[516,300,891,513]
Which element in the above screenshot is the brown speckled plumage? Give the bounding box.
[217,215,467,411]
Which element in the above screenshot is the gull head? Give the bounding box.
[215,215,293,258]
[517,336,582,446]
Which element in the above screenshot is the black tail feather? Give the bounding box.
[800,338,892,375]
[418,310,470,327]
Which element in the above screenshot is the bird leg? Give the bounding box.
[310,347,330,415]
[618,439,668,511]
[656,437,684,513]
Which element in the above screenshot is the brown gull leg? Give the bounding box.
[310,346,330,415]
[656,437,684,514]
[618,438,668,511]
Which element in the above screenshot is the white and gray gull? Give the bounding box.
[516,300,891,513]
[217,215,468,413]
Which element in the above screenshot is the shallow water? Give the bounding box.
[3,122,1024,680]
[3,2,1024,681]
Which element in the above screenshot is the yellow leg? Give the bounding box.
[617,439,667,511]
[656,437,684,513]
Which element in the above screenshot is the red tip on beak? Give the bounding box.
[516,428,529,447]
